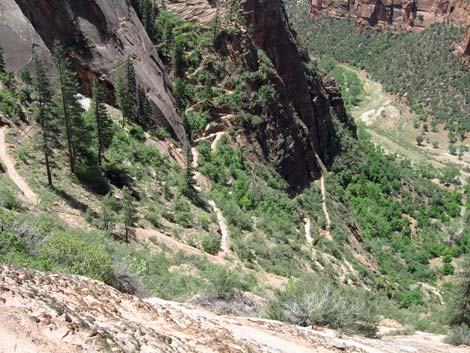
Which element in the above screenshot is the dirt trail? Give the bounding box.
[208,200,230,253]
[0,127,38,204]
[320,175,333,240]
[304,217,313,245]
[191,136,231,255]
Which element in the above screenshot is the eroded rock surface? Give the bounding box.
[0,264,468,353]
[163,0,217,24]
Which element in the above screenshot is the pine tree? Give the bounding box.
[140,0,156,40]
[137,84,147,126]
[212,0,220,45]
[116,58,138,125]
[172,37,185,79]
[0,43,5,73]
[51,41,86,173]
[91,78,113,167]
[451,256,470,327]
[100,192,116,233]
[125,57,137,121]
[114,72,127,127]
[32,54,57,186]
[121,186,137,243]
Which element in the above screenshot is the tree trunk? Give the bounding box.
[58,63,75,173]
[39,107,53,187]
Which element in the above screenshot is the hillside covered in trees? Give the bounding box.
[286,1,470,144]
[0,0,469,350]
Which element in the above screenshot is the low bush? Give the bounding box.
[201,233,221,255]
[446,324,470,346]
[39,232,116,284]
[266,275,378,337]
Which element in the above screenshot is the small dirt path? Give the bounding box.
[304,217,313,245]
[208,200,230,253]
[0,127,38,204]
[320,175,333,240]
[191,136,231,256]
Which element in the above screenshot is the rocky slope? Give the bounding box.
[0,0,355,191]
[310,0,470,29]
[1,263,468,353]
[0,0,186,142]
[212,0,357,190]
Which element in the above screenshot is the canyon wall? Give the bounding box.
[310,0,470,29]
[0,0,186,141]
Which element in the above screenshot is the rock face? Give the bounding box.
[163,0,217,24]
[1,264,467,353]
[0,0,186,141]
[311,0,470,29]
[463,26,470,59]
[239,0,355,190]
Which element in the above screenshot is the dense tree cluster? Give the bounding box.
[285,2,470,139]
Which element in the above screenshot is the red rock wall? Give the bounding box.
[311,0,470,29]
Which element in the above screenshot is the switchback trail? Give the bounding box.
[0,127,38,204]
[191,133,231,255]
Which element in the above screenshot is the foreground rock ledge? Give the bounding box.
[0,264,467,353]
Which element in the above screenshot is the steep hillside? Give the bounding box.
[0,0,469,350]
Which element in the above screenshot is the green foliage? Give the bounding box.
[285,7,470,137]
[121,186,138,242]
[205,265,251,301]
[201,233,221,255]
[317,57,364,108]
[267,275,378,337]
[0,80,25,123]
[52,41,90,172]
[446,324,470,346]
[416,135,424,146]
[0,178,22,211]
[91,78,114,166]
[39,232,115,284]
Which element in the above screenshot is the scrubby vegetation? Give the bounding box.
[286,1,470,139]
[266,274,378,336]
[1,1,469,342]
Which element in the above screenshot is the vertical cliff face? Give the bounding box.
[240,0,355,190]
[0,0,186,142]
[310,0,470,29]
[463,26,470,60]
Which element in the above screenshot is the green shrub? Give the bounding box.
[201,233,221,255]
[75,163,110,195]
[39,232,115,284]
[206,266,247,301]
[446,324,470,346]
[266,275,378,337]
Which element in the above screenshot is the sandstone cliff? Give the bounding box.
[0,0,186,142]
[310,0,470,29]
[232,0,356,190]
[0,264,466,353]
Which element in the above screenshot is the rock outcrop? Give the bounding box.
[463,26,470,61]
[1,264,467,353]
[0,0,186,141]
[163,0,217,24]
[310,0,470,29]
[238,0,355,190]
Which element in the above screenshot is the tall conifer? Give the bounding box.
[32,54,57,186]
[91,78,113,167]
